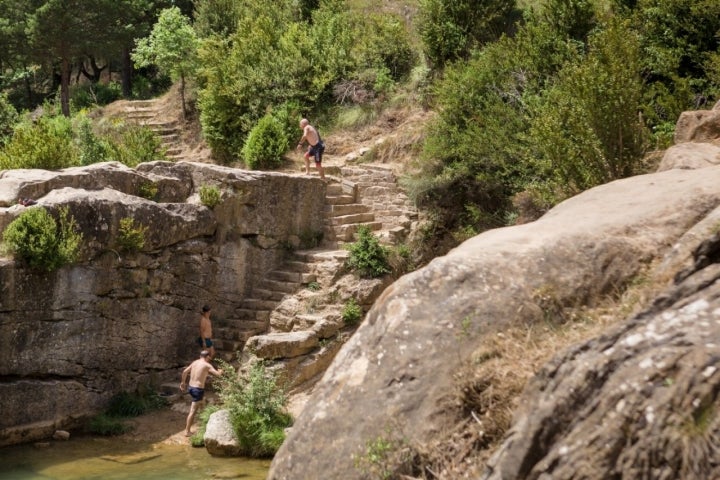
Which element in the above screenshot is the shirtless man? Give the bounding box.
[198,305,215,360]
[296,118,325,180]
[180,350,223,436]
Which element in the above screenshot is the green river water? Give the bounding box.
[0,436,270,480]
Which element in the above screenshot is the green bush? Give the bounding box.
[0,115,79,170]
[0,93,18,144]
[2,206,82,271]
[106,123,164,167]
[199,184,222,208]
[346,225,390,278]
[214,361,292,457]
[342,298,362,325]
[76,115,111,165]
[116,217,147,252]
[241,114,289,170]
[70,82,123,111]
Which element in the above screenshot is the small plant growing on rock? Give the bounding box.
[199,184,221,208]
[2,206,82,271]
[307,281,321,291]
[211,360,292,457]
[116,217,148,252]
[346,225,391,278]
[342,298,363,325]
[138,181,159,200]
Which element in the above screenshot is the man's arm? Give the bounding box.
[180,364,192,391]
[209,366,224,377]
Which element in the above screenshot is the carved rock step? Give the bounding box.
[325,194,356,206]
[257,278,302,294]
[333,221,382,241]
[326,212,375,226]
[245,331,319,360]
[251,288,287,302]
[324,203,371,217]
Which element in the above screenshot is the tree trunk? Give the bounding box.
[121,48,133,99]
[60,57,71,117]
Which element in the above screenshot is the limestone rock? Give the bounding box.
[52,430,70,441]
[657,141,720,171]
[482,251,720,479]
[204,409,242,457]
[268,166,720,480]
[245,331,319,359]
[674,108,720,143]
[0,161,325,446]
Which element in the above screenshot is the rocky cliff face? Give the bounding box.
[0,161,325,446]
[269,104,720,479]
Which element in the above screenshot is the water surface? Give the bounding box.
[0,435,270,480]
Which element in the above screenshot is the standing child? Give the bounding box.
[198,305,215,360]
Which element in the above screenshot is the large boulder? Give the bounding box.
[204,409,242,457]
[673,101,720,144]
[268,166,720,479]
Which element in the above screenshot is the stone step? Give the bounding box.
[326,212,375,226]
[214,338,245,353]
[292,249,349,263]
[164,147,183,156]
[268,270,303,283]
[283,260,314,273]
[227,308,270,321]
[242,298,280,311]
[325,195,356,205]
[220,317,269,333]
[251,288,287,302]
[324,203,371,217]
[326,183,343,196]
[258,278,301,294]
[333,221,383,241]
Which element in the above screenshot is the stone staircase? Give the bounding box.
[212,164,418,391]
[116,99,186,161]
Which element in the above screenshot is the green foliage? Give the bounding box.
[70,82,123,111]
[190,404,220,447]
[132,7,198,83]
[106,390,167,417]
[342,298,362,325]
[88,413,132,436]
[2,206,82,271]
[105,123,164,167]
[76,114,111,165]
[346,225,390,278]
[89,388,167,436]
[241,114,289,170]
[418,0,523,68]
[0,115,78,170]
[541,0,598,42]
[528,18,647,198]
[0,93,18,144]
[214,361,292,457]
[199,184,221,208]
[116,217,147,252]
[138,181,159,201]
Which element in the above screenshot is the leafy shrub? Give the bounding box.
[106,390,167,417]
[241,114,289,170]
[199,184,221,208]
[70,82,123,111]
[116,217,147,252]
[76,115,111,165]
[0,93,18,144]
[346,225,390,278]
[214,361,292,457]
[342,298,362,325]
[0,115,79,170]
[89,389,167,436]
[106,123,164,167]
[2,206,82,271]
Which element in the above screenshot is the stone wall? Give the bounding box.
[0,161,325,446]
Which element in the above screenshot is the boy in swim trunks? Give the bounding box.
[197,305,215,360]
[180,350,223,437]
[296,118,326,180]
